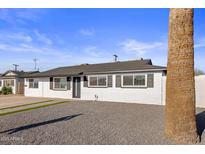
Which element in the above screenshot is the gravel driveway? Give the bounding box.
[0,100,204,145]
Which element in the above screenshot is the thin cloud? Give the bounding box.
[15,9,45,22]
[84,46,104,57]
[0,30,71,68]
[34,30,53,45]
[195,37,205,48]
[0,8,45,24]
[79,29,95,36]
[0,42,71,58]
[120,39,166,56]
[0,32,32,43]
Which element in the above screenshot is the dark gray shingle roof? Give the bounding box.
[24,59,166,78]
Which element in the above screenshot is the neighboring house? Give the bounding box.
[0,70,39,94]
[23,59,167,105]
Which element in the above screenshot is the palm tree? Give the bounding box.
[165,8,198,144]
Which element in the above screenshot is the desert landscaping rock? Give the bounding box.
[0,100,204,145]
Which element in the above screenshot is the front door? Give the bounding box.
[72,77,81,98]
[17,78,24,95]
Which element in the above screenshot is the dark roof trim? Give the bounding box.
[84,68,167,75]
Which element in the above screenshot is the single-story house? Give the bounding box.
[0,70,38,94]
[23,59,167,105]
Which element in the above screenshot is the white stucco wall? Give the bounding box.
[24,77,72,99]
[24,78,44,97]
[81,72,164,105]
[24,74,205,108]
[25,72,164,105]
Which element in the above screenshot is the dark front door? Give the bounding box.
[72,77,81,98]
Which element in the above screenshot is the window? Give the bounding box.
[134,75,146,86]
[122,74,147,87]
[89,75,107,87]
[0,80,2,87]
[29,79,39,88]
[123,75,133,86]
[53,77,67,90]
[89,77,97,86]
[4,79,14,87]
[98,76,107,86]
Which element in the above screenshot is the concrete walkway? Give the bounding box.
[0,95,70,109]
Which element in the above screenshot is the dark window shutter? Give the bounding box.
[116,75,121,87]
[83,76,88,87]
[108,75,112,87]
[147,74,154,88]
[50,77,53,90]
[67,77,71,90]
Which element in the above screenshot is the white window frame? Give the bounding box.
[53,77,67,90]
[88,75,108,88]
[4,79,15,87]
[28,78,39,89]
[121,74,147,88]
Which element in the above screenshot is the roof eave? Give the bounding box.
[22,68,167,78]
[83,68,167,75]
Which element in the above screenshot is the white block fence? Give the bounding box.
[162,75,205,108]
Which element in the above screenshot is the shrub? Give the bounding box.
[1,87,8,95]
[7,87,13,94]
[0,90,2,95]
[1,87,13,95]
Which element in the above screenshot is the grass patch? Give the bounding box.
[0,101,68,117]
[0,100,54,111]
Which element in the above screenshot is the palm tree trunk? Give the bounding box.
[165,8,198,144]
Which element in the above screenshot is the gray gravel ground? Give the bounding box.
[0,101,204,145]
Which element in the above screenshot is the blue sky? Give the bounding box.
[0,8,204,72]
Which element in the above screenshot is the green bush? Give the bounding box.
[0,90,2,95]
[1,87,8,95]
[7,87,13,94]
[1,87,13,95]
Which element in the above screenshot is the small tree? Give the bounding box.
[195,69,205,76]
